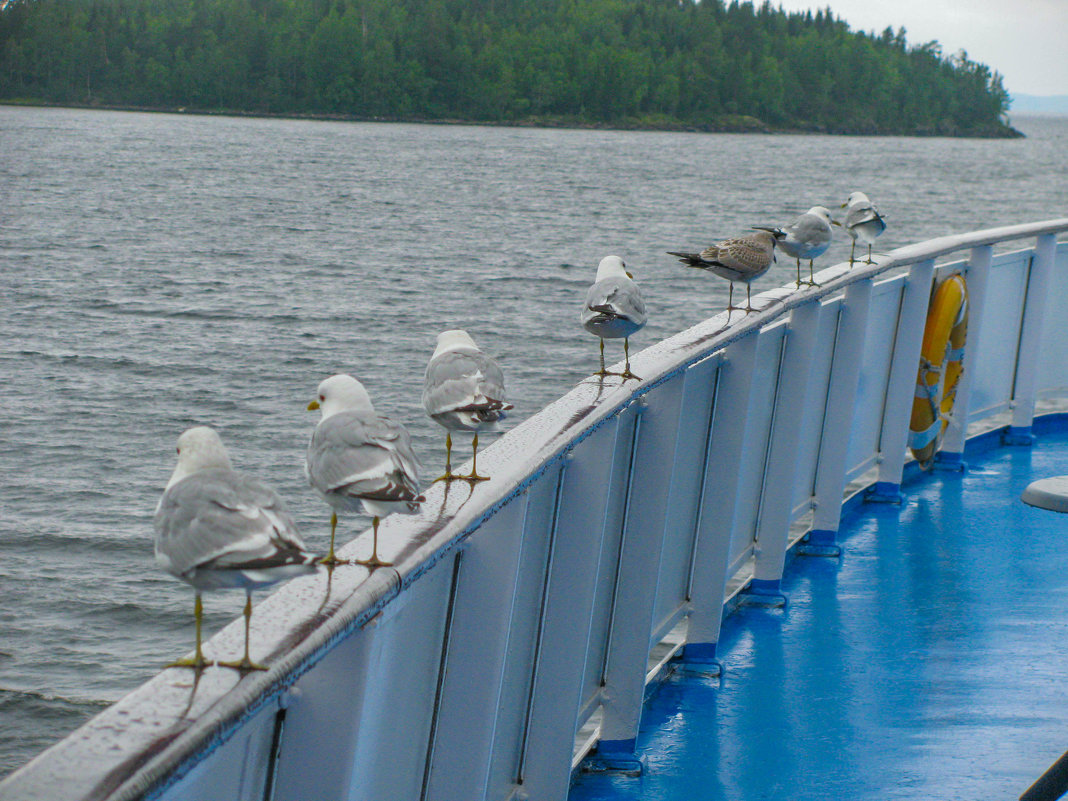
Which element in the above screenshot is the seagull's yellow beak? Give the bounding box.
[307,400,320,411]
[831,220,843,227]
[626,271,634,278]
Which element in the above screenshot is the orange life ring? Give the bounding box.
[909,274,968,469]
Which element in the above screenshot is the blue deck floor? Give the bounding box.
[570,419,1068,801]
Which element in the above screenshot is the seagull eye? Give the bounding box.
[319,395,325,402]
[176,447,181,454]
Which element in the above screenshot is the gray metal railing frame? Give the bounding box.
[3,218,1068,801]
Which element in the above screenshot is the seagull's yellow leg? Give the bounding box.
[168,593,214,670]
[744,283,756,313]
[849,239,856,266]
[319,512,350,566]
[219,594,268,672]
[355,516,393,569]
[794,257,803,288]
[620,338,641,381]
[806,259,821,287]
[461,434,490,483]
[865,243,875,264]
[434,432,458,482]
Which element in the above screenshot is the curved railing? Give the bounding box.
[3,219,1068,801]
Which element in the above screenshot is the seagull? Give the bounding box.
[669,229,785,314]
[837,191,886,265]
[154,426,318,671]
[306,374,422,568]
[423,330,513,483]
[764,206,834,287]
[580,255,647,380]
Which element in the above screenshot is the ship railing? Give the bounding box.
[3,219,1068,801]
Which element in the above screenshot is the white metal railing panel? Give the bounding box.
[424,494,530,801]
[273,624,378,801]
[578,413,639,720]
[523,408,642,799]
[967,251,1030,420]
[845,275,905,480]
[790,298,840,516]
[163,703,278,801]
[485,465,562,801]
[651,355,722,636]
[345,561,453,801]
[728,325,786,574]
[1036,243,1068,397]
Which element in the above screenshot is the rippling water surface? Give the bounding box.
[0,106,1065,777]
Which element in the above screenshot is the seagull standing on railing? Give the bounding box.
[580,255,648,380]
[423,329,512,484]
[764,206,834,287]
[306,374,423,568]
[154,426,318,671]
[669,229,785,314]
[837,191,887,265]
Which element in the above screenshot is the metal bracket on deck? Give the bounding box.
[797,529,842,557]
[580,739,645,777]
[738,579,788,608]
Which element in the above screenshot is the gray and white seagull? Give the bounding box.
[154,426,318,671]
[423,329,512,483]
[669,229,785,314]
[837,191,887,265]
[306,374,422,568]
[580,255,647,380]
[766,206,834,287]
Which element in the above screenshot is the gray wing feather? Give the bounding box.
[581,276,647,327]
[422,351,509,418]
[846,204,883,228]
[155,468,308,578]
[308,411,421,501]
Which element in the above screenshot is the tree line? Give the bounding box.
[0,0,1018,137]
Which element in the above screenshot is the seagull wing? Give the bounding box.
[155,468,310,578]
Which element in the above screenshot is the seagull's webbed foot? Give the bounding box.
[318,553,351,567]
[459,471,491,484]
[433,471,460,483]
[354,555,394,569]
[218,656,269,672]
[619,368,642,381]
[167,655,214,670]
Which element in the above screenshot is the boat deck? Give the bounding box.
[570,419,1068,801]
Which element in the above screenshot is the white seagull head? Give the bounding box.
[167,426,233,489]
[310,374,375,419]
[808,206,834,224]
[596,255,631,280]
[843,191,871,209]
[432,329,480,358]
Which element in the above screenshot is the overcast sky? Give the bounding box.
[773,0,1068,96]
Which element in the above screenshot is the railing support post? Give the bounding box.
[749,302,823,595]
[1006,234,1058,443]
[683,333,760,666]
[939,245,993,466]
[867,259,936,502]
[594,376,690,772]
[805,279,873,553]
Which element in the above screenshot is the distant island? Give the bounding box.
[0,0,1019,137]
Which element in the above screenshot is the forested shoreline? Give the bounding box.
[0,0,1019,137]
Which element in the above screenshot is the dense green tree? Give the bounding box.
[0,0,1017,136]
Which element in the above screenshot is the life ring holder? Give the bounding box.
[908,273,969,469]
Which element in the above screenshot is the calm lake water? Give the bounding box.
[0,105,1065,777]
